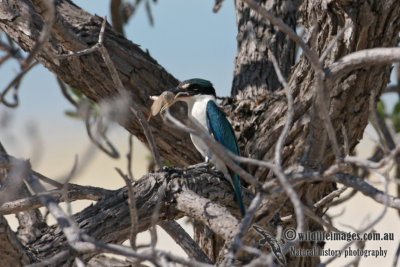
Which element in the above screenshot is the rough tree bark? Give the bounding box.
[229,1,400,265]
[232,0,297,95]
[0,0,399,266]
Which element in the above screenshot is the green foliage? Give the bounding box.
[63,85,99,119]
[392,102,400,133]
[376,101,385,119]
[145,155,173,167]
[70,87,83,102]
[162,159,173,167]
[64,110,80,118]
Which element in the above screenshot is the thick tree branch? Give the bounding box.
[327,47,400,81]
[5,161,250,262]
[175,190,240,244]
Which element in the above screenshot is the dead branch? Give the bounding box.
[159,220,212,263]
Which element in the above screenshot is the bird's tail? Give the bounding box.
[233,173,246,217]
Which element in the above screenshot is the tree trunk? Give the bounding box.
[232,0,297,96]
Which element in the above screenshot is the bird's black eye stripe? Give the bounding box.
[188,84,198,91]
[187,84,216,96]
[178,79,216,97]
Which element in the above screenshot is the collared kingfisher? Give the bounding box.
[168,78,245,217]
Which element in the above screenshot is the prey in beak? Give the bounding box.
[147,91,175,121]
[148,80,199,121]
[147,88,189,121]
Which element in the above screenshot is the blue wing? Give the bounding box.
[206,100,245,217]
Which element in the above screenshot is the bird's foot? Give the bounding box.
[187,161,212,169]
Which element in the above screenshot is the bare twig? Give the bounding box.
[115,168,138,249]
[0,61,39,107]
[269,52,294,166]
[384,84,400,96]
[110,0,125,35]
[328,188,357,207]
[319,24,350,64]
[62,155,79,216]
[374,110,397,152]
[127,134,135,179]
[22,0,55,70]
[344,146,400,169]
[302,205,341,232]
[130,106,162,170]
[0,186,108,215]
[341,123,350,156]
[74,256,85,267]
[327,173,400,210]
[304,36,343,166]
[269,51,305,234]
[0,39,23,61]
[224,192,264,265]
[82,233,213,267]
[314,186,348,209]
[357,171,390,232]
[150,180,167,250]
[393,240,400,267]
[95,17,162,168]
[0,53,12,66]
[57,77,78,107]
[84,113,119,158]
[273,165,400,212]
[56,44,102,59]
[21,162,89,250]
[322,172,390,267]
[56,18,121,159]
[144,1,154,26]
[213,0,224,13]
[25,250,71,267]
[0,155,112,214]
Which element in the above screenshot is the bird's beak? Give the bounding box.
[168,87,190,101]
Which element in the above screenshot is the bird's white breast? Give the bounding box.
[186,95,215,159]
[187,95,214,128]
